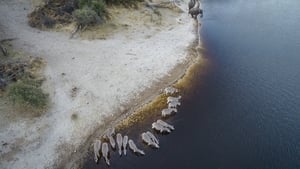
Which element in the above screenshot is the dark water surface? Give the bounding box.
[84,0,300,168]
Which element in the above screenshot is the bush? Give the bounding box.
[104,0,143,7]
[73,6,100,25]
[28,1,74,29]
[77,0,107,19]
[41,15,56,28]
[91,0,107,16]
[8,81,49,109]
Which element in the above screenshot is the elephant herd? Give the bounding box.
[93,86,182,166]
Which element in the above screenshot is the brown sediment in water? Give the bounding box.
[174,46,210,93]
[115,93,168,130]
[115,41,210,131]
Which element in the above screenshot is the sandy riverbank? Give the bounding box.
[0,0,200,168]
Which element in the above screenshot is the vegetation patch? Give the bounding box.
[73,6,101,26]
[0,41,49,114]
[28,0,144,29]
[28,0,74,29]
[7,80,48,109]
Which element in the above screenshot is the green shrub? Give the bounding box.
[91,0,107,16]
[78,0,86,8]
[8,81,49,109]
[73,0,143,25]
[77,0,107,18]
[73,6,100,25]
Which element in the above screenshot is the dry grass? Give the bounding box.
[0,42,49,115]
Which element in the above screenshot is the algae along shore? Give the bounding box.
[0,0,202,168]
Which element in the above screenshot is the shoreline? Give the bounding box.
[0,1,202,169]
[64,40,202,168]
[65,36,203,169]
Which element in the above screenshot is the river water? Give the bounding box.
[84,0,300,168]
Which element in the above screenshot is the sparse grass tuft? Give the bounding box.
[73,6,100,25]
[7,80,49,110]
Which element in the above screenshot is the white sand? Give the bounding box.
[0,0,197,168]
